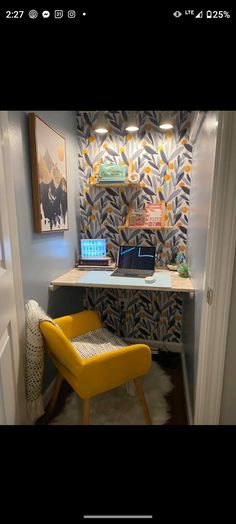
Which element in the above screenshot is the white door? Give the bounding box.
[194,111,236,424]
[0,111,26,424]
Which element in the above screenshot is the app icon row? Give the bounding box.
[28,10,86,19]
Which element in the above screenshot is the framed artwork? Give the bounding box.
[144,202,166,227]
[28,113,68,233]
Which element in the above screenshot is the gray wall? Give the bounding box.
[182,111,218,417]
[220,249,236,424]
[8,111,84,390]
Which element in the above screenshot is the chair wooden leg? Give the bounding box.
[134,378,152,425]
[82,399,90,425]
[48,372,63,416]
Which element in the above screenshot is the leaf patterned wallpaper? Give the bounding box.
[77,111,193,343]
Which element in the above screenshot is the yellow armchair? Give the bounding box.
[40,310,152,425]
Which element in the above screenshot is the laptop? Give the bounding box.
[111,245,156,278]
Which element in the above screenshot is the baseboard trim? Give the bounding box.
[180,348,193,425]
[43,377,56,409]
[125,337,182,353]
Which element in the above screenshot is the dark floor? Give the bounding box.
[152,352,188,425]
[37,351,188,425]
[36,379,72,425]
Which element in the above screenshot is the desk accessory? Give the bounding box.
[77,238,114,268]
[128,209,146,226]
[98,163,126,183]
[167,264,177,271]
[78,270,171,288]
[145,276,155,283]
[128,160,140,184]
[75,264,115,271]
[128,172,140,184]
[77,256,113,267]
[80,238,106,258]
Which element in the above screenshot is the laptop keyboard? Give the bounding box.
[111,269,154,278]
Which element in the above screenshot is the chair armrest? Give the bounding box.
[77,344,152,398]
[40,320,83,374]
[54,310,102,339]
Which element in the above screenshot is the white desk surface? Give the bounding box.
[51,268,195,293]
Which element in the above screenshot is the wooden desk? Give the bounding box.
[51,268,194,293]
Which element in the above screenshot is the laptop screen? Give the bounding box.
[118,246,156,270]
[81,239,106,258]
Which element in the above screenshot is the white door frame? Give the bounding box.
[0,111,27,424]
[194,111,236,424]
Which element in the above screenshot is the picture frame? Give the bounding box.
[28,113,68,233]
[144,202,166,227]
[128,210,146,226]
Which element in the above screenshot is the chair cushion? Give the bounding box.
[71,328,127,360]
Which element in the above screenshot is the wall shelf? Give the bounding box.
[87,183,176,231]
[118,202,175,230]
[87,181,141,188]
[118,225,174,230]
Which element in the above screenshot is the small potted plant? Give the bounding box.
[177,262,189,278]
[167,249,189,277]
[167,247,185,271]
